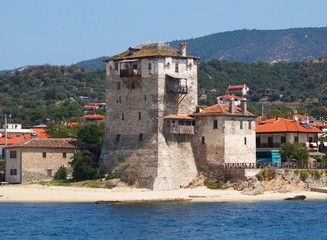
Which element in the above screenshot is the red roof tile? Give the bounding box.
[164,115,194,120]
[256,117,322,133]
[82,114,105,120]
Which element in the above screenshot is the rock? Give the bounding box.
[284,195,306,201]
[242,185,265,195]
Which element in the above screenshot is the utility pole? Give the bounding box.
[4,114,7,146]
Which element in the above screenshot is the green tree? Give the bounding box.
[69,150,97,181]
[281,143,308,162]
[54,166,67,180]
[77,123,104,146]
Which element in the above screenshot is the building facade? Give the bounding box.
[100,42,256,190]
[5,138,90,183]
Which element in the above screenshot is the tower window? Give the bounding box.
[139,133,144,141]
[244,137,247,145]
[116,134,121,142]
[121,113,124,120]
[139,112,142,120]
[43,152,47,158]
[213,120,218,129]
[248,121,252,129]
[175,63,179,73]
[148,62,152,70]
[201,136,205,144]
[240,120,243,129]
[144,95,147,101]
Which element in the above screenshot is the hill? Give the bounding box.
[0,65,105,125]
[73,27,327,70]
[169,27,327,62]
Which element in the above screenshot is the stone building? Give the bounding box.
[5,138,91,183]
[100,42,256,190]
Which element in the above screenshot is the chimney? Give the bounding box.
[180,42,187,56]
[241,98,247,114]
[217,96,221,104]
[229,97,235,114]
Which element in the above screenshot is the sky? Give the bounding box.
[1,0,327,70]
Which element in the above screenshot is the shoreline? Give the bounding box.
[1,184,327,204]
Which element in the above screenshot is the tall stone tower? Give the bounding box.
[100,42,199,190]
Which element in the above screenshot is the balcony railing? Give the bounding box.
[166,125,195,134]
[120,69,141,78]
[166,85,188,94]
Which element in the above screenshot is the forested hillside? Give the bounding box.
[1,59,327,126]
[169,27,327,62]
[0,65,105,126]
[198,60,327,106]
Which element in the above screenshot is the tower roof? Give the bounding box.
[108,42,198,61]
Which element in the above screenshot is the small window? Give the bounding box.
[63,152,67,158]
[281,136,286,144]
[201,136,205,144]
[114,62,119,70]
[240,120,243,129]
[248,121,252,129]
[139,112,142,120]
[117,82,121,90]
[244,137,247,145]
[175,63,179,73]
[47,169,52,177]
[10,169,17,176]
[116,134,121,142]
[122,113,124,120]
[144,95,147,101]
[308,137,313,142]
[42,152,47,158]
[148,62,152,70]
[10,150,17,158]
[294,136,299,143]
[139,133,144,141]
[213,120,218,129]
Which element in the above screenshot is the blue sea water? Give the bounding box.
[0,201,327,240]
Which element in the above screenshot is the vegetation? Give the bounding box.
[281,143,309,162]
[169,27,327,62]
[53,166,68,181]
[69,150,103,181]
[204,177,226,189]
[0,65,105,126]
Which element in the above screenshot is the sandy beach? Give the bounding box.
[0,184,327,203]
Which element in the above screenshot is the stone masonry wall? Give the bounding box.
[21,148,73,183]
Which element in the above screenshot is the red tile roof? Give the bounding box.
[201,103,246,114]
[5,138,93,149]
[82,114,105,120]
[256,117,322,133]
[228,84,248,89]
[109,42,198,61]
[218,94,244,100]
[0,128,48,145]
[83,105,98,110]
[164,115,195,120]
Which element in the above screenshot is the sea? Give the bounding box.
[0,201,327,240]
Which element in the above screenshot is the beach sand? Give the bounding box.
[1,184,327,203]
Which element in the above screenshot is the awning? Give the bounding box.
[119,59,139,63]
[166,73,187,79]
[309,152,326,157]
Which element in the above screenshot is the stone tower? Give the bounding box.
[100,42,199,190]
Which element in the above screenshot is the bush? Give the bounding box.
[299,170,310,181]
[120,167,139,186]
[204,177,225,189]
[54,166,67,180]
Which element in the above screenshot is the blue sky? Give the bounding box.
[1,0,327,70]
